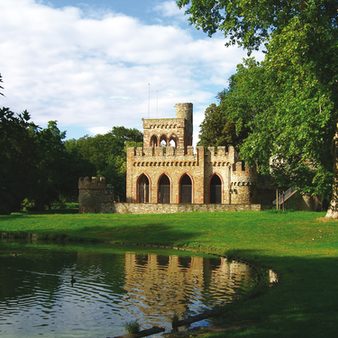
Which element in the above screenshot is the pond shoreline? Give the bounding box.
[1,211,337,337]
[1,230,277,337]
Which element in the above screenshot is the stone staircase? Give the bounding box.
[273,187,297,207]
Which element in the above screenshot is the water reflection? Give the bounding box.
[268,269,279,285]
[0,247,258,337]
[124,253,254,322]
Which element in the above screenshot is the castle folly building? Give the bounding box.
[126,103,256,206]
[79,103,260,213]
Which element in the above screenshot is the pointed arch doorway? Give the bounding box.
[180,174,192,203]
[137,174,149,203]
[210,174,222,204]
[158,174,170,203]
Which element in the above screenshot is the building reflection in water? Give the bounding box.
[268,269,279,285]
[124,253,254,323]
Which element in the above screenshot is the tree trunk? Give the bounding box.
[326,123,338,218]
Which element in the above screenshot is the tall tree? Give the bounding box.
[0,109,38,213]
[178,0,337,214]
[65,126,143,201]
[0,73,4,96]
[32,121,71,209]
[199,103,234,147]
[177,0,336,52]
[198,62,261,149]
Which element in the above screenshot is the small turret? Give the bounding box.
[175,103,193,147]
[78,176,110,213]
[230,161,256,204]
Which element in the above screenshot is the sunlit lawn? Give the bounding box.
[1,210,337,337]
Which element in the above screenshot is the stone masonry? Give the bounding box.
[78,103,259,213]
[126,103,256,206]
[78,176,112,213]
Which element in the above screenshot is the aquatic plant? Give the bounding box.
[124,320,140,334]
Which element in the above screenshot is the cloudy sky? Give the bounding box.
[0,0,257,142]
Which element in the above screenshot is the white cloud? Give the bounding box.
[153,0,186,20]
[88,126,112,135]
[0,0,254,142]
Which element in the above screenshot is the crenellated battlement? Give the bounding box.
[233,161,246,172]
[143,118,185,130]
[129,146,198,159]
[78,176,107,190]
[231,161,256,186]
[206,146,237,165]
[142,102,193,149]
[80,101,260,212]
[78,176,114,213]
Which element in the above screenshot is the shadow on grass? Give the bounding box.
[67,223,200,246]
[29,209,79,214]
[1,222,201,248]
[207,249,338,338]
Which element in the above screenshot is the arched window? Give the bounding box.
[160,135,167,147]
[137,174,149,203]
[210,174,222,204]
[150,135,158,147]
[169,135,177,148]
[158,174,170,203]
[180,174,192,203]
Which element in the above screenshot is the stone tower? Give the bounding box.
[175,103,193,147]
[142,102,193,149]
[126,103,256,206]
[78,176,108,213]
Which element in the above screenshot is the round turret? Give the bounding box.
[175,103,193,125]
[78,176,107,213]
[230,161,256,204]
[175,103,193,146]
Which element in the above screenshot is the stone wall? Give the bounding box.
[80,102,258,213]
[230,161,256,204]
[126,145,255,205]
[101,202,261,214]
[126,145,206,204]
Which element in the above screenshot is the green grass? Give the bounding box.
[0,210,338,337]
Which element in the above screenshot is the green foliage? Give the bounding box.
[0,108,38,213]
[238,17,336,197]
[198,102,247,148]
[0,70,140,210]
[32,121,69,209]
[65,126,143,201]
[0,73,4,96]
[124,320,140,334]
[199,58,266,149]
[177,0,337,53]
[0,108,94,213]
[0,99,141,213]
[181,0,337,199]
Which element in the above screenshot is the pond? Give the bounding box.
[0,244,263,337]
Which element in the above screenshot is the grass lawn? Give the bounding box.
[0,210,337,337]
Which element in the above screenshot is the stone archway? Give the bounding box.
[160,135,167,147]
[150,135,158,147]
[169,134,178,148]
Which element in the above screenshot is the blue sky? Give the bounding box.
[46,0,176,21]
[0,0,258,142]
